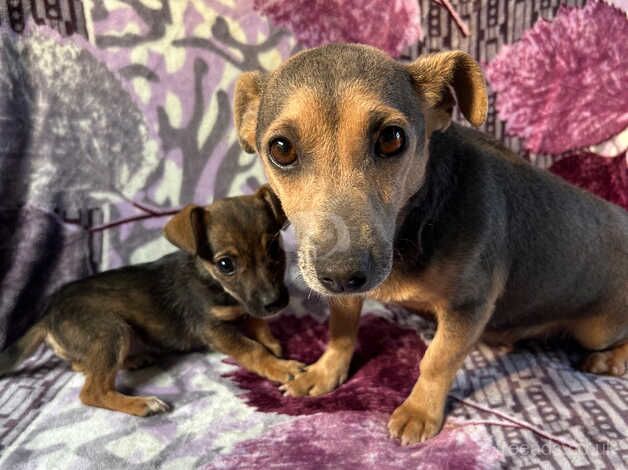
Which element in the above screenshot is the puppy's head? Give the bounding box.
[234,44,487,295]
[164,185,289,318]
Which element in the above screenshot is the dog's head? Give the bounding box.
[164,185,289,318]
[234,44,487,295]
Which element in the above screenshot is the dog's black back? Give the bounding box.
[401,123,627,331]
[43,252,236,353]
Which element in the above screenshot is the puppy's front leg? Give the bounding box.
[206,323,304,383]
[244,317,283,357]
[388,303,492,445]
[281,296,363,397]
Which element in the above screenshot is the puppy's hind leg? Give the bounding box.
[80,371,170,416]
[77,322,169,416]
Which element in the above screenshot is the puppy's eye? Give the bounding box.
[269,137,298,167]
[375,126,406,157]
[216,257,236,275]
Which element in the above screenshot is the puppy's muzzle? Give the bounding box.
[254,286,290,317]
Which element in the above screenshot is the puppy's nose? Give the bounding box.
[319,270,368,293]
[262,287,289,313]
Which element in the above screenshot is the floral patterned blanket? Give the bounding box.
[0,1,625,468]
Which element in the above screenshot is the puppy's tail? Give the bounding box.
[0,323,47,376]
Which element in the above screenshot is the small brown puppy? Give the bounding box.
[0,186,303,416]
[234,44,628,444]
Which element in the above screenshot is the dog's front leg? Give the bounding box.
[388,303,492,445]
[281,296,363,397]
[205,323,305,384]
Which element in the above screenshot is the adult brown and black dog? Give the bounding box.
[233,44,628,445]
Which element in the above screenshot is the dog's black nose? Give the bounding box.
[319,271,368,293]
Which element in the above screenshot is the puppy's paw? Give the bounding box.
[135,396,170,416]
[582,350,628,376]
[387,401,443,445]
[262,359,306,383]
[279,357,349,397]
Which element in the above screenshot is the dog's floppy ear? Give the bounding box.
[407,51,488,129]
[234,71,266,153]
[164,204,208,255]
[256,184,288,230]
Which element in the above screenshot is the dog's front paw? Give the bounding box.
[262,358,306,384]
[388,401,444,445]
[279,354,350,397]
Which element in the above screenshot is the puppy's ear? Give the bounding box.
[164,204,208,255]
[234,71,266,153]
[407,51,487,130]
[256,184,288,230]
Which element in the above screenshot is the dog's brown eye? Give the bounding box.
[216,257,236,275]
[269,137,297,167]
[376,126,406,157]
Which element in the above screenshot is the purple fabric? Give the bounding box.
[549,151,628,210]
[224,314,426,415]
[253,0,422,57]
[485,1,628,155]
[213,411,503,469]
